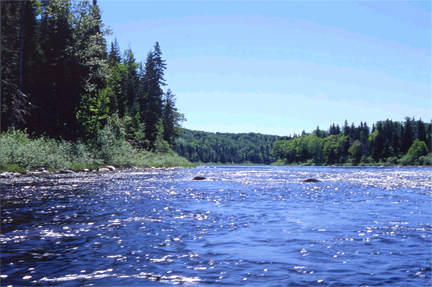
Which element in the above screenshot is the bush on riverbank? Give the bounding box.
[0,129,194,172]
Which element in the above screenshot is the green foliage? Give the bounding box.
[272,134,326,164]
[2,0,185,154]
[272,118,431,166]
[1,126,193,170]
[348,140,362,163]
[407,139,428,159]
[162,89,185,145]
[174,129,280,164]
[0,129,94,169]
[418,153,432,166]
[25,0,111,139]
[154,138,171,154]
[385,156,399,165]
[0,163,26,174]
[91,115,135,165]
[138,46,165,149]
[399,139,430,165]
[77,88,111,136]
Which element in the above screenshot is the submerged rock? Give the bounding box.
[192,176,206,180]
[302,178,321,183]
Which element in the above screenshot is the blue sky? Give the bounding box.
[98,0,431,136]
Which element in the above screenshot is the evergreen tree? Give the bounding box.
[138,42,166,149]
[401,117,414,154]
[343,119,350,136]
[28,0,110,139]
[121,48,139,117]
[417,118,427,143]
[108,38,122,66]
[329,124,336,135]
[314,126,324,138]
[152,42,167,87]
[162,89,185,145]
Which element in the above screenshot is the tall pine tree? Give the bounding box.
[28,0,110,139]
[138,42,166,149]
[162,89,185,145]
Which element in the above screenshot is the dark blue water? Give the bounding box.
[2,166,431,286]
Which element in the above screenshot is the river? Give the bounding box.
[1,166,431,286]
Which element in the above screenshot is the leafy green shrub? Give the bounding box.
[399,140,430,166]
[1,124,193,170]
[154,138,170,154]
[399,155,415,166]
[407,139,428,159]
[418,153,432,166]
[386,156,399,165]
[1,129,68,169]
[0,163,26,173]
[360,156,374,165]
[92,115,136,165]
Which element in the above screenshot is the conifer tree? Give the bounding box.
[27,0,110,139]
[138,42,166,149]
[417,118,427,143]
[108,38,122,66]
[121,48,140,117]
[401,117,414,154]
[343,119,350,136]
[162,89,185,145]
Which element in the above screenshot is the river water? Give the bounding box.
[1,166,431,286]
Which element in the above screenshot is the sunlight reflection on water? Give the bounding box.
[1,166,431,286]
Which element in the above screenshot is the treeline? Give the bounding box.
[272,118,432,166]
[173,129,281,164]
[1,0,184,151]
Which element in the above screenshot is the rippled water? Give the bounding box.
[2,166,431,286]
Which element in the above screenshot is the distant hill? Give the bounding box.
[173,129,281,164]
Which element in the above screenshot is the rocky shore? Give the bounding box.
[1,165,117,179]
[1,165,190,187]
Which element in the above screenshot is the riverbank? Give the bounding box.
[1,165,195,186]
[1,129,195,176]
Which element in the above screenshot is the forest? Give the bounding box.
[1,0,189,170]
[174,118,431,166]
[173,129,281,164]
[272,118,431,166]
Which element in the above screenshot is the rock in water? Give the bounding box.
[1,172,13,178]
[193,176,206,180]
[59,169,75,174]
[302,178,320,182]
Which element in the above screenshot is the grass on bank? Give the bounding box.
[0,128,195,173]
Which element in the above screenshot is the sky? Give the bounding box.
[98,0,431,136]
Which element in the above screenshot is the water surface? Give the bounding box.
[2,166,431,286]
